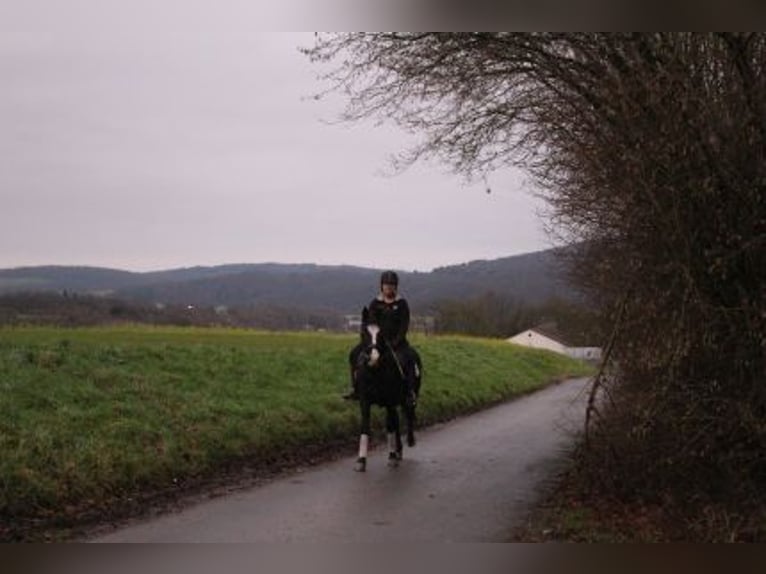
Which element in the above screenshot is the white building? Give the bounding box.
[507,323,601,361]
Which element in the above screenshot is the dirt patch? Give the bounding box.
[508,465,671,543]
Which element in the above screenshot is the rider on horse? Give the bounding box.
[344,270,419,405]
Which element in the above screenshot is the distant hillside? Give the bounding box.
[0,266,142,294]
[0,264,279,295]
[407,249,573,309]
[0,248,577,313]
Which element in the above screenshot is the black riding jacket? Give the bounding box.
[367,295,410,350]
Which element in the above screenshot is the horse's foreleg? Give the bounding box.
[404,366,420,447]
[355,400,371,472]
[404,402,417,448]
[355,433,369,472]
[385,406,402,466]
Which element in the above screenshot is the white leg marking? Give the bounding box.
[359,434,369,459]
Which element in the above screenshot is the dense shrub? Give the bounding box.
[308,33,766,539]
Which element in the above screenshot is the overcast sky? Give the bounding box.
[1,3,553,273]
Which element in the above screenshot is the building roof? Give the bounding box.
[525,322,575,347]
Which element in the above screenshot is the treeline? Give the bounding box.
[0,293,344,331]
[0,291,599,345]
[430,293,601,344]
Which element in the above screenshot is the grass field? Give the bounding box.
[0,325,592,538]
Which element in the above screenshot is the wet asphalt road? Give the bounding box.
[92,377,591,542]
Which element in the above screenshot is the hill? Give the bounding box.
[0,248,577,313]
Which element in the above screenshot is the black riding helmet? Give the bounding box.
[380,270,399,286]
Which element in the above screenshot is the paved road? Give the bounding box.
[92,377,591,542]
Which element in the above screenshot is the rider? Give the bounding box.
[343,270,418,403]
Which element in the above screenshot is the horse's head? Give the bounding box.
[366,323,381,366]
[360,307,381,367]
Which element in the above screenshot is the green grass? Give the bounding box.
[0,325,592,534]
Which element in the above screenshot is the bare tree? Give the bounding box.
[306,33,766,538]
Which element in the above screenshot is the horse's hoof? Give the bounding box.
[387,452,400,468]
[406,433,416,447]
[354,458,366,472]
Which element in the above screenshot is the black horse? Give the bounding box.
[352,307,421,472]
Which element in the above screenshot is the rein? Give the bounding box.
[384,340,406,379]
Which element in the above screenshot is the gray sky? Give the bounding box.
[1,3,552,272]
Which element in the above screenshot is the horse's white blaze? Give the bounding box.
[366,324,381,366]
[358,433,369,458]
[387,432,397,453]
